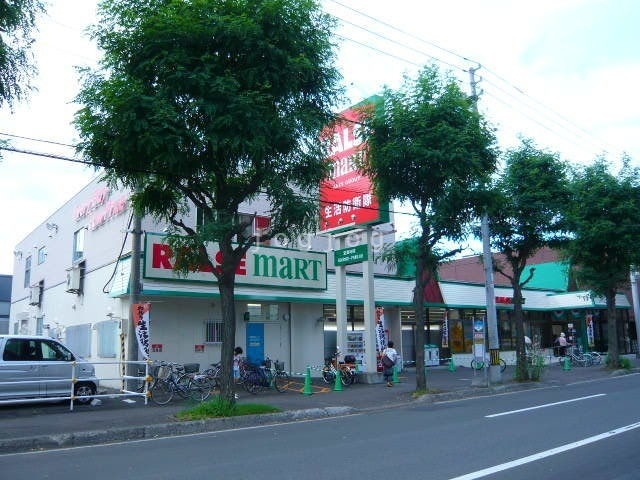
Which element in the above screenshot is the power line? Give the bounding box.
[0,131,75,148]
[0,144,419,221]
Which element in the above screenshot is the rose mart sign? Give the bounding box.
[143,233,327,290]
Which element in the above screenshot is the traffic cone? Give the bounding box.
[448,357,457,372]
[302,366,313,395]
[392,365,400,383]
[563,356,571,371]
[333,369,343,391]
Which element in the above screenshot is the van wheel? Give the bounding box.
[75,383,96,404]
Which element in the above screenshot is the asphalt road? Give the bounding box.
[1,373,638,479]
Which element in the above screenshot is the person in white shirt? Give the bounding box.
[382,341,398,387]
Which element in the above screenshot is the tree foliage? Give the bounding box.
[0,0,43,110]
[360,64,498,391]
[486,138,570,380]
[74,0,343,401]
[563,156,640,368]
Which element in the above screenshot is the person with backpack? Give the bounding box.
[381,341,398,387]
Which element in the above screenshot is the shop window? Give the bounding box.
[95,320,118,357]
[205,321,223,343]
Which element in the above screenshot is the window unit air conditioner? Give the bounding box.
[29,285,41,305]
[66,266,82,293]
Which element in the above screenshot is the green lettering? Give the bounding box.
[253,254,278,277]
[279,257,293,279]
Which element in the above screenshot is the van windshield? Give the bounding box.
[42,340,74,361]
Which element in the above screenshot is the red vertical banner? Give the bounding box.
[133,303,151,360]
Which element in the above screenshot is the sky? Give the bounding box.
[1,0,639,275]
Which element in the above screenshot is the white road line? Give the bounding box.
[448,421,640,480]
[485,393,606,418]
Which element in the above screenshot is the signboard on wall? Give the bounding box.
[319,97,390,234]
[144,232,327,290]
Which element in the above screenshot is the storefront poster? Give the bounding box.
[133,302,151,360]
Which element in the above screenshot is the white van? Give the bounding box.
[0,335,98,404]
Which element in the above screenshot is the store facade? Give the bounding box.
[9,178,632,388]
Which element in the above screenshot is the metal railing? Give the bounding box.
[0,359,153,411]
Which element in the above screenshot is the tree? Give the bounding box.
[484,138,570,380]
[74,0,343,402]
[563,156,640,368]
[360,65,498,391]
[0,0,44,109]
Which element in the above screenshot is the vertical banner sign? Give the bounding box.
[441,311,449,348]
[586,314,594,348]
[473,318,486,361]
[133,303,151,360]
[319,97,389,234]
[375,306,387,352]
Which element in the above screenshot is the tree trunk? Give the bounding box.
[606,289,619,368]
[217,272,237,403]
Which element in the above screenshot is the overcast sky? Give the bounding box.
[1,0,638,275]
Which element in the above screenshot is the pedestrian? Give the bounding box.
[555,332,567,356]
[233,346,243,382]
[381,341,398,387]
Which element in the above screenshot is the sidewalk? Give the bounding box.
[1,357,638,453]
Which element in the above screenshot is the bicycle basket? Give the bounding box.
[183,363,200,374]
[154,364,171,380]
[274,360,284,372]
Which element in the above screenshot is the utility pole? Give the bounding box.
[127,210,142,389]
[469,65,501,384]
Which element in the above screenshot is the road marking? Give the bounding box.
[485,394,605,418]
[448,420,640,480]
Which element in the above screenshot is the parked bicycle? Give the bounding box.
[558,345,593,367]
[322,352,355,386]
[240,356,291,394]
[149,362,211,405]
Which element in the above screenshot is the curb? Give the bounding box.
[0,406,357,454]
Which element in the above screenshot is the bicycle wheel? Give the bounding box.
[470,359,485,370]
[273,371,291,393]
[243,370,263,394]
[149,379,174,405]
[321,367,335,383]
[499,359,507,373]
[175,373,193,399]
[590,352,602,365]
[189,374,214,402]
[340,367,354,386]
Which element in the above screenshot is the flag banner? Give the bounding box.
[133,302,151,359]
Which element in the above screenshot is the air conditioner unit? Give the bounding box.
[29,285,41,305]
[66,266,82,293]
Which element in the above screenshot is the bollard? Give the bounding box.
[448,357,457,372]
[302,366,313,395]
[392,365,400,383]
[333,369,343,391]
[563,356,572,371]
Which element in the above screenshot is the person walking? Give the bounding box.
[555,332,567,356]
[381,341,398,387]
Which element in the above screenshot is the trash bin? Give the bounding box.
[424,345,439,366]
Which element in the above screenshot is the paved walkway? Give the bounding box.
[1,357,638,453]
